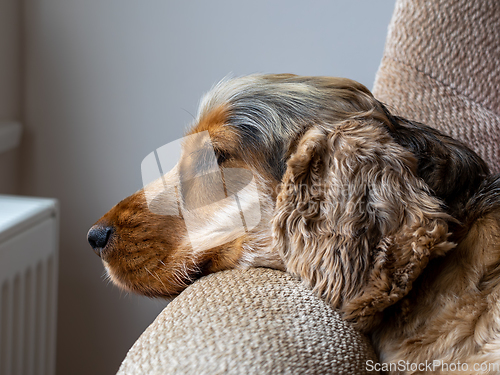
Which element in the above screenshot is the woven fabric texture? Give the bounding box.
[117,268,378,375]
[373,0,500,173]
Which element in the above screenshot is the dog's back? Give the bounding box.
[373,175,500,371]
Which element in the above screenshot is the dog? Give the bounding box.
[88,74,500,373]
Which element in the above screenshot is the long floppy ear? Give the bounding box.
[272,120,455,333]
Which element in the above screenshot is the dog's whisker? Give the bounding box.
[181,107,196,121]
[144,266,168,291]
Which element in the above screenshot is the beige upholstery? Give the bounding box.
[373,0,500,173]
[117,268,378,374]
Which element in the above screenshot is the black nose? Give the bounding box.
[87,225,113,257]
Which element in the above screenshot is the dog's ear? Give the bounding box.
[272,121,455,332]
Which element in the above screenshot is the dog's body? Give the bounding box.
[373,175,500,372]
[88,74,500,373]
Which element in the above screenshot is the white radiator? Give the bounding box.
[0,195,58,375]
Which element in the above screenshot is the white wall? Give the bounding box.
[0,0,21,194]
[22,1,396,374]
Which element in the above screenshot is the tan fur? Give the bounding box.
[89,74,500,373]
[372,210,500,373]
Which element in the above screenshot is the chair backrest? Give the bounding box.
[373,0,500,174]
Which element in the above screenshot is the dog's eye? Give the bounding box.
[215,149,230,165]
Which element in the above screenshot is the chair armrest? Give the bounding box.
[117,268,378,374]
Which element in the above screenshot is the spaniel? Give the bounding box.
[88,74,500,373]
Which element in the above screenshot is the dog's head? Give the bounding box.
[88,74,487,330]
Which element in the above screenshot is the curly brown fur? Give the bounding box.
[272,121,454,332]
[88,74,500,373]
